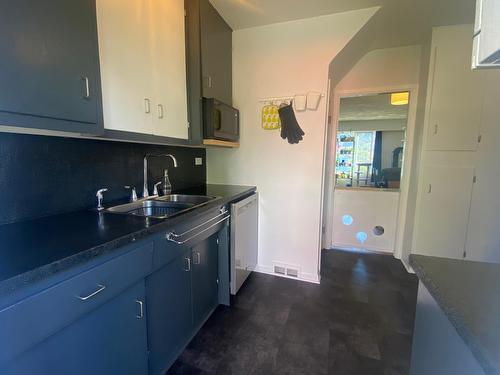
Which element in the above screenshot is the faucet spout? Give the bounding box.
[143,154,178,198]
[143,155,149,198]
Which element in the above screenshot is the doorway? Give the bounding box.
[324,89,417,255]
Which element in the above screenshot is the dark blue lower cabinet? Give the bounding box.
[147,230,223,374]
[147,248,193,375]
[2,281,148,375]
[192,233,219,329]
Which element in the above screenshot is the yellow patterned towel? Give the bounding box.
[261,104,281,130]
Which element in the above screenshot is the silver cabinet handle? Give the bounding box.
[144,98,151,114]
[76,284,106,301]
[135,300,144,319]
[81,76,90,99]
[167,208,228,241]
[193,252,201,265]
[158,104,164,119]
[434,124,438,135]
[183,257,191,272]
[166,214,229,245]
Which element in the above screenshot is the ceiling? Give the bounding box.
[339,93,409,121]
[209,0,384,30]
[210,0,475,34]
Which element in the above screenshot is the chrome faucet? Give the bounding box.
[96,188,108,211]
[142,154,178,198]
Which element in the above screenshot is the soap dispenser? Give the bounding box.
[161,169,172,196]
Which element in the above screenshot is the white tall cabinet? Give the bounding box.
[426,26,484,151]
[413,24,500,262]
[96,0,189,139]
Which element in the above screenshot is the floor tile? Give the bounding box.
[167,249,418,375]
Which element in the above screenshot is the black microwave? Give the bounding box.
[202,98,240,142]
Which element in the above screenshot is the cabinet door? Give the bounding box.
[472,0,500,68]
[96,0,154,134]
[426,25,484,151]
[0,0,102,133]
[2,281,148,375]
[150,0,189,139]
[147,249,193,375]
[200,0,233,105]
[413,165,475,259]
[192,233,219,329]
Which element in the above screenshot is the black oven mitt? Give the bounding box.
[278,103,305,144]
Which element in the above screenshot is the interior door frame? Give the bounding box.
[322,84,419,261]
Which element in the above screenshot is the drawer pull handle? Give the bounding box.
[136,300,144,319]
[76,284,106,301]
[193,251,201,265]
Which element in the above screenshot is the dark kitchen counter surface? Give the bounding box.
[0,184,255,300]
[410,254,500,375]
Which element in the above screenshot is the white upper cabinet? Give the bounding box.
[472,0,500,69]
[96,0,154,134]
[97,0,188,139]
[150,0,189,139]
[426,25,484,151]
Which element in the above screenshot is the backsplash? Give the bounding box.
[0,133,206,225]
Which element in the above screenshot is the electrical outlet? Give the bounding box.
[195,157,203,166]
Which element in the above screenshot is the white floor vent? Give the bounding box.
[286,268,299,278]
[273,265,286,275]
[273,263,300,278]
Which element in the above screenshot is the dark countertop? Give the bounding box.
[0,184,256,300]
[410,254,500,375]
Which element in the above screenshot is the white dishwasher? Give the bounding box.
[230,192,258,295]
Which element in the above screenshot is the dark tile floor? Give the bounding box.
[167,249,419,375]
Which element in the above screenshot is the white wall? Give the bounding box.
[206,8,378,283]
[332,189,399,253]
[323,45,423,260]
[336,45,421,92]
[381,131,404,169]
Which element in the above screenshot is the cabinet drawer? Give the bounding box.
[153,207,228,270]
[0,241,153,365]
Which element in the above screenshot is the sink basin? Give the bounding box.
[153,194,216,205]
[105,195,217,219]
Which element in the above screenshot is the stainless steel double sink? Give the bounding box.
[105,194,218,219]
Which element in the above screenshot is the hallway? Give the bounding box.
[168,249,419,375]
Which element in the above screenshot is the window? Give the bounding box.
[334,92,409,189]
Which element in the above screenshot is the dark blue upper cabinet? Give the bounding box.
[0,0,103,134]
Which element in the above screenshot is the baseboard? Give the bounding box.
[331,242,394,254]
[254,264,320,284]
[400,258,415,273]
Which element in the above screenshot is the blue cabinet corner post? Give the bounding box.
[0,0,103,134]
